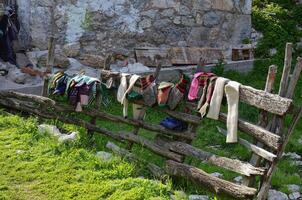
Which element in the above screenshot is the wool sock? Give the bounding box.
[207,77,229,120]
[225,81,241,143]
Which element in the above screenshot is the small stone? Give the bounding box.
[233,176,243,184]
[171,191,187,200]
[284,152,301,160]
[269,48,278,57]
[203,11,220,28]
[287,185,301,193]
[210,172,223,178]
[96,151,113,161]
[7,68,30,84]
[139,18,152,29]
[289,192,301,200]
[173,16,181,25]
[38,124,62,137]
[63,42,81,58]
[79,54,104,68]
[293,161,302,166]
[268,190,289,200]
[16,150,25,154]
[58,132,78,143]
[189,194,209,200]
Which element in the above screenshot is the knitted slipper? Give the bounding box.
[198,76,217,118]
[132,104,146,120]
[157,82,174,108]
[141,75,157,107]
[78,83,90,106]
[167,74,190,110]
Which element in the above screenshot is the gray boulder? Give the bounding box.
[268,190,289,200]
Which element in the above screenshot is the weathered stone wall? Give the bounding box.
[18,0,252,60]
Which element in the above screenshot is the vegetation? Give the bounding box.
[0,0,302,199]
[0,114,172,200]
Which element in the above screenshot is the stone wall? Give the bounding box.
[17,0,252,60]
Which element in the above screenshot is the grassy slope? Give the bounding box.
[0,114,172,200]
[1,1,302,200]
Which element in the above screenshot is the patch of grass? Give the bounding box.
[0,115,172,200]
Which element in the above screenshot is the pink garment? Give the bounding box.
[188,72,215,101]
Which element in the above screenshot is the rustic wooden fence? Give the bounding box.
[0,43,301,200]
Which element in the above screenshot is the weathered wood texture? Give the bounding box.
[244,65,278,187]
[166,160,257,199]
[279,43,293,97]
[219,113,281,150]
[0,98,183,163]
[239,85,292,116]
[217,127,277,162]
[286,57,302,99]
[257,107,302,200]
[168,142,265,176]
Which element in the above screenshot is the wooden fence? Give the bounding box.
[0,43,301,200]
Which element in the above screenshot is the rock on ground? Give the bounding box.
[189,194,209,200]
[268,190,289,200]
[289,192,301,200]
[287,185,301,193]
[284,152,302,160]
[96,151,113,161]
[210,172,223,178]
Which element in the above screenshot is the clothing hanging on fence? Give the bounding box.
[119,74,140,118]
[141,75,157,107]
[48,72,101,111]
[197,76,217,118]
[157,82,174,108]
[206,77,229,120]
[225,81,240,143]
[188,72,216,101]
[167,74,190,110]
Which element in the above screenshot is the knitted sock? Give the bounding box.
[198,77,217,118]
[167,74,189,110]
[158,82,174,108]
[133,103,146,120]
[141,75,157,106]
[207,77,229,120]
[225,81,240,143]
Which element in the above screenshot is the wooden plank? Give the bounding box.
[279,43,293,97]
[219,113,281,151]
[166,160,257,199]
[244,65,278,187]
[257,107,302,200]
[168,142,265,176]
[135,47,172,67]
[240,85,292,116]
[169,47,223,65]
[217,127,277,162]
[55,104,195,140]
[286,57,302,99]
[0,98,184,162]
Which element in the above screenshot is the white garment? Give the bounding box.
[207,77,229,120]
[225,81,241,143]
[117,74,129,117]
[120,74,141,118]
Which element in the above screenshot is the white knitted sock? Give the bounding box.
[117,74,128,103]
[121,74,140,118]
[225,81,240,143]
[207,77,229,120]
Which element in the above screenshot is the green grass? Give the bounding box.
[0,114,173,200]
[1,0,302,199]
